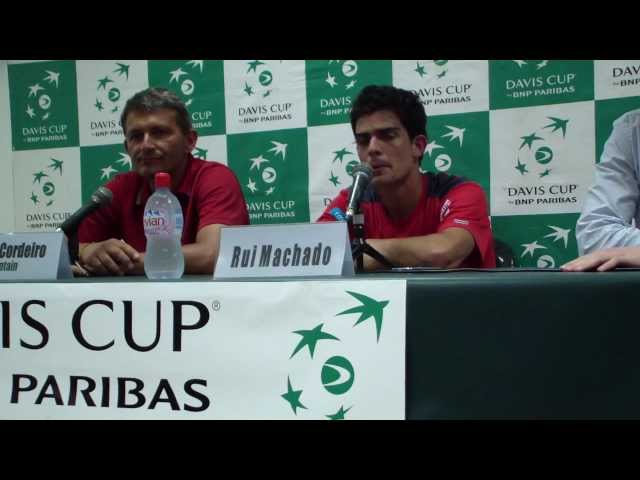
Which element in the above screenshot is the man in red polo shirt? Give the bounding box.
[318,85,495,270]
[77,87,248,276]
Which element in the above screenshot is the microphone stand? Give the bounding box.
[350,210,393,273]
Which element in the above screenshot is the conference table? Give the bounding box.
[2,268,639,419]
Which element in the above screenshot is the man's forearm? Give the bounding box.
[364,230,474,270]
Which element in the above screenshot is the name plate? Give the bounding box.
[214,222,354,279]
[0,232,72,280]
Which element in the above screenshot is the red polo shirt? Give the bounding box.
[317,172,495,268]
[78,154,249,252]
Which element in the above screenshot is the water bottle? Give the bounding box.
[143,172,185,279]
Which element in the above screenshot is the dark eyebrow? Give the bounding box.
[355,127,400,139]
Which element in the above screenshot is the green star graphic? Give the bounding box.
[414,62,426,78]
[33,171,48,184]
[326,405,352,420]
[539,168,551,178]
[97,76,114,90]
[332,147,352,163]
[437,70,447,78]
[519,133,544,150]
[29,192,39,205]
[515,159,528,175]
[113,62,130,79]
[111,105,119,113]
[49,158,63,174]
[543,117,569,138]
[243,82,254,96]
[290,323,339,359]
[337,291,389,342]
[95,99,104,112]
[329,171,340,187]
[281,377,307,415]
[263,90,272,98]
[247,60,265,73]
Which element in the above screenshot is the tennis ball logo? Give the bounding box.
[434,153,452,172]
[39,94,52,110]
[42,182,55,196]
[108,88,121,102]
[181,79,195,96]
[259,71,273,86]
[321,356,355,395]
[262,166,277,183]
[535,146,553,165]
[537,255,555,268]
[342,60,358,77]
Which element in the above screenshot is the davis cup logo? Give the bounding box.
[244,140,288,196]
[29,158,64,207]
[242,60,277,98]
[24,70,61,122]
[520,224,572,268]
[514,117,569,178]
[413,60,449,80]
[422,124,466,173]
[327,145,359,188]
[167,60,204,106]
[98,152,132,182]
[324,60,360,92]
[281,291,389,419]
[94,63,130,114]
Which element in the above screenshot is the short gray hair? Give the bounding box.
[120,87,192,134]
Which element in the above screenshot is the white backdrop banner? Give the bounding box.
[0,279,406,419]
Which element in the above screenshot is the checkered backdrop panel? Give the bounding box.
[7,60,640,268]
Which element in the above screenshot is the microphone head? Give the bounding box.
[91,186,113,206]
[352,163,373,180]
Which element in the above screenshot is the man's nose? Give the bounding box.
[366,134,382,153]
[140,132,154,149]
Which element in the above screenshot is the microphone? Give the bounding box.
[330,207,348,222]
[345,163,373,221]
[58,186,113,236]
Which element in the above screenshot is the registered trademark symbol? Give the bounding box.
[212,300,221,311]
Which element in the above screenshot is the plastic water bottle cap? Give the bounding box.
[154,172,171,189]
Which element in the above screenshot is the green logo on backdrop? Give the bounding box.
[306,60,392,126]
[413,60,449,80]
[242,60,277,99]
[8,60,79,150]
[321,356,355,395]
[489,60,594,109]
[491,214,579,268]
[28,157,65,207]
[80,144,131,203]
[94,62,131,115]
[514,116,570,178]
[227,128,309,224]
[148,60,226,136]
[327,144,359,188]
[423,111,490,199]
[281,291,390,419]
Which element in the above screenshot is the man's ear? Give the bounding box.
[412,134,427,160]
[185,130,198,152]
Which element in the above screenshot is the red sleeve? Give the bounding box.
[437,182,496,268]
[194,164,249,229]
[316,189,350,222]
[77,175,126,244]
